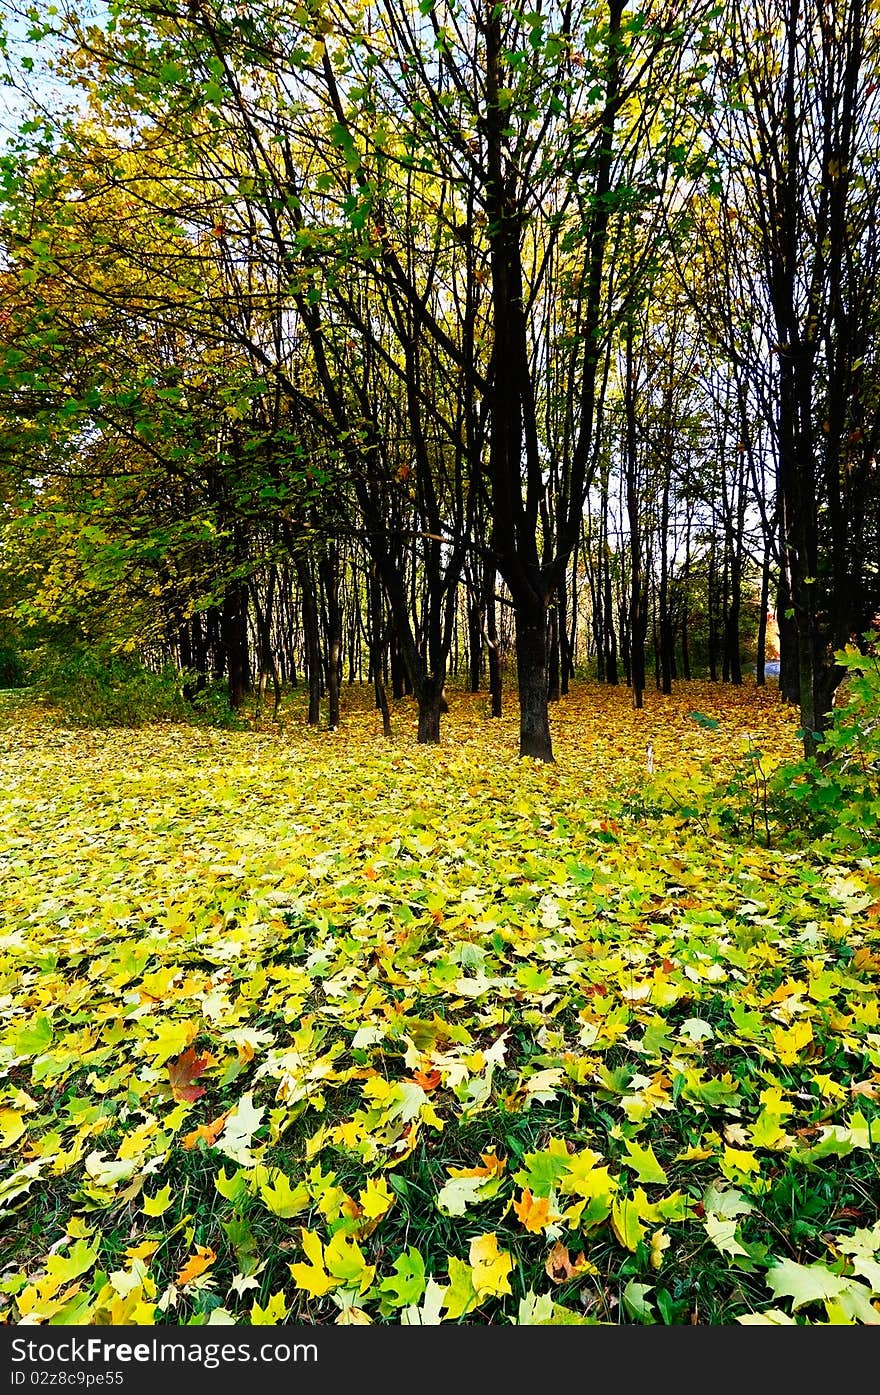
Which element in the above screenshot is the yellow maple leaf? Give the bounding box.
[611,1197,645,1252]
[772,1020,813,1065]
[0,1110,25,1148]
[288,1229,337,1298]
[125,1240,160,1263]
[469,1232,514,1297]
[142,1184,173,1217]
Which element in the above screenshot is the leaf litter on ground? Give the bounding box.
[1,681,879,1325]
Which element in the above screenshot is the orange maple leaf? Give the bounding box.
[448,1152,506,1179]
[176,1245,216,1286]
[181,1111,229,1150]
[412,1069,441,1091]
[513,1188,552,1233]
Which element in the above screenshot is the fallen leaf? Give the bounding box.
[544,1241,596,1284]
[167,1048,210,1103]
[176,1245,217,1286]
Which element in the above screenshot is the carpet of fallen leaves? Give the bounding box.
[2,680,880,1327]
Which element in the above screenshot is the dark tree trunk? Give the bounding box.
[468,584,483,693]
[294,555,321,726]
[707,539,718,681]
[557,576,570,696]
[515,607,553,761]
[603,542,618,685]
[222,582,250,710]
[624,324,645,709]
[756,534,772,687]
[369,570,392,738]
[187,612,208,695]
[417,673,447,743]
[659,472,673,695]
[485,566,502,718]
[777,565,801,705]
[389,630,407,699]
[547,601,561,702]
[319,547,342,731]
[206,604,225,681]
[724,569,743,685]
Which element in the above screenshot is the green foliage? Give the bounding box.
[184,676,247,731]
[33,644,188,727]
[769,637,880,853]
[31,645,247,730]
[628,638,880,855]
[625,714,778,848]
[0,641,27,688]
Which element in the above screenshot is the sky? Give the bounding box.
[0,3,102,148]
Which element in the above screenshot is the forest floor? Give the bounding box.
[2,681,879,1326]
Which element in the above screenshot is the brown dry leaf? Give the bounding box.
[850,1079,880,1099]
[545,1241,596,1284]
[412,1069,441,1092]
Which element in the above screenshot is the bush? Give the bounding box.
[0,642,27,688]
[183,677,246,730]
[34,644,188,727]
[622,712,778,847]
[768,637,880,853]
[625,637,880,854]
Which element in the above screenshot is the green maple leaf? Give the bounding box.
[14,1014,53,1057]
[379,1248,426,1307]
[766,1259,850,1310]
[622,1139,668,1184]
[622,1279,656,1323]
[442,1256,479,1319]
[259,1170,310,1218]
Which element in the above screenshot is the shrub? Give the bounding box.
[184,677,246,730]
[768,637,880,853]
[0,642,27,688]
[625,638,880,855]
[34,644,188,727]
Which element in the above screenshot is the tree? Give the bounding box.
[705,0,880,754]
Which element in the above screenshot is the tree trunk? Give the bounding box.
[777,562,801,705]
[659,472,673,695]
[369,571,393,738]
[222,582,250,710]
[547,601,560,702]
[319,548,342,731]
[486,573,502,718]
[294,555,321,726]
[756,534,772,687]
[515,606,553,761]
[557,575,570,696]
[468,584,483,693]
[417,673,447,744]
